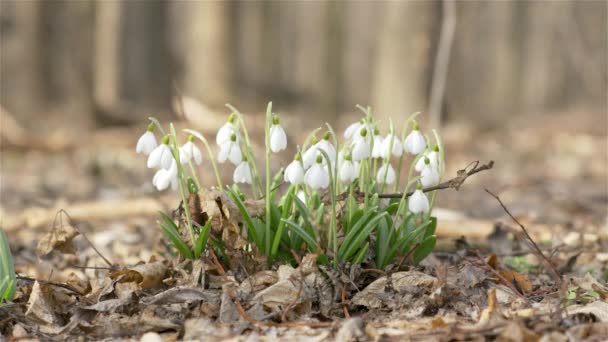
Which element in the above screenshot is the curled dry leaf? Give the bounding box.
[566,301,608,322]
[25,281,63,326]
[109,261,167,289]
[36,224,79,257]
[67,272,92,295]
[352,271,437,309]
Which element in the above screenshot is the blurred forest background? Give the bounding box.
[1,0,606,133]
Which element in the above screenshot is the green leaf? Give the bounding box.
[0,228,16,303]
[159,212,193,259]
[282,219,318,252]
[193,221,212,259]
[413,235,436,264]
[226,187,262,248]
[375,215,392,269]
[341,212,388,261]
[271,187,295,261]
[352,242,369,264]
[424,217,437,239]
[338,208,377,257]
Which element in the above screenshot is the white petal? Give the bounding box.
[415,151,438,172]
[228,144,243,165]
[404,130,426,155]
[409,190,430,214]
[344,122,362,139]
[351,139,370,161]
[147,144,171,169]
[371,136,383,158]
[191,144,203,165]
[285,160,304,185]
[339,160,357,184]
[304,164,329,190]
[421,165,440,187]
[302,146,318,169]
[381,134,403,158]
[270,125,287,152]
[376,163,396,185]
[296,190,306,203]
[216,122,236,146]
[136,131,158,155]
[316,140,337,162]
[233,162,252,184]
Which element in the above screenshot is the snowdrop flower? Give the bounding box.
[179,135,203,165]
[296,190,307,203]
[371,128,383,159]
[315,132,337,163]
[409,186,430,214]
[420,157,440,187]
[270,115,287,153]
[351,128,370,161]
[284,154,304,185]
[381,133,403,158]
[147,135,174,170]
[339,154,358,184]
[233,158,253,184]
[216,114,237,146]
[415,145,439,172]
[304,155,329,190]
[302,136,319,169]
[403,121,426,155]
[344,119,364,140]
[136,123,158,155]
[376,163,396,185]
[218,134,242,165]
[152,159,178,191]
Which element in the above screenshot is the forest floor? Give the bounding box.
[1,110,607,341]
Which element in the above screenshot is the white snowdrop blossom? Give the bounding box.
[152,159,178,191]
[302,138,319,169]
[233,160,253,184]
[179,136,203,165]
[147,136,174,170]
[284,157,304,185]
[376,163,396,185]
[415,147,439,172]
[344,120,364,139]
[409,188,430,214]
[351,128,370,161]
[216,115,238,146]
[304,156,329,190]
[381,134,403,158]
[270,116,287,152]
[339,156,358,184]
[420,158,440,187]
[371,132,383,159]
[136,123,158,155]
[403,122,426,155]
[218,134,242,165]
[315,134,337,163]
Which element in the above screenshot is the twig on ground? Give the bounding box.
[341,285,351,318]
[470,251,529,303]
[280,276,304,322]
[16,275,83,296]
[208,247,226,275]
[484,189,562,285]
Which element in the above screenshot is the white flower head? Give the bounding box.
[420,157,440,187]
[315,132,337,163]
[270,115,287,153]
[179,135,203,165]
[147,135,174,170]
[302,136,319,169]
[381,133,403,158]
[376,163,396,185]
[344,119,364,140]
[304,155,330,190]
[216,114,238,146]
[415,145,439,172]
[409,187,430,214]
[136,123,158,155]
[351,128,370,161]
[403,121,426,155]
[233,158,253,184]
[152,159,178,191]
[218,133,242,165]
[284,154,304,185]
[339,154,358,184]
[371,128,383,159]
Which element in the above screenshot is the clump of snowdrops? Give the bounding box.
[136,103,444,268]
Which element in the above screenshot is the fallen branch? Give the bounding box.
[485,189,562,286]
[16,275,83,296]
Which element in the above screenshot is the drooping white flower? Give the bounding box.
[304,156,329,190]
[420,158,440,187]
[403,122,426,155]
[351,128,370,161]
[315,133,337,163]
[415,147,439,172]
[216,114,238,146]
[136,123,158,155]
[339,156,358,184]
[179,136,203,165]
[302,137,319,169]
[344,120,364,139]
[376,163,396,185]
[218,134,242,165]
[152,159,178,191]
[409,188,430,214]
[233,160,253,184]
[381,134,403,158]
[147,136,174,170]
[284,157,304,185]
[371,130,383,159]
[270,116,287,152]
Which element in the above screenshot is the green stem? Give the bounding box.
[264,102,273,256]
[170,124,195,248]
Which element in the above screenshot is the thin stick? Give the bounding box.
[16,275,83,296]
[280,276,304,322]
[484,189,562,285]
[341,285,351,318]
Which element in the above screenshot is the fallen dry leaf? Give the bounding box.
[110,261,168,289]
[352,271,437,309]
[36,224,79,257]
